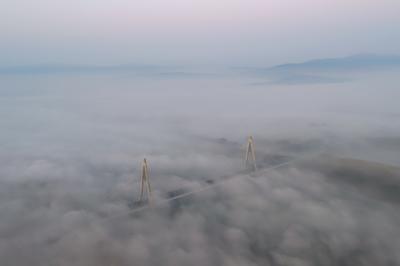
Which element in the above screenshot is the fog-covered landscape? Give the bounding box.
[2,0,400,265]
[1,56,400,265]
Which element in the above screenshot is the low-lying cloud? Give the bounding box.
[1,148,400,266]
[1,71,400,265]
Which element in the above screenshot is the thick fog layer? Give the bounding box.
[0,70,400,265]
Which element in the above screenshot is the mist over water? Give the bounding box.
[1,69,400,265]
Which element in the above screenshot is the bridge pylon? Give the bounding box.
[139,158,152,204]
[245,136,257,171]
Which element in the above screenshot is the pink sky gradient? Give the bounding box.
[1,0,399,65]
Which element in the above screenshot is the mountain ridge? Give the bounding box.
[270,53,400,71]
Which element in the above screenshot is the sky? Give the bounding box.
[1,0,400,66]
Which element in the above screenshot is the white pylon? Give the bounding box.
[245,136,257,171]
[139,158,152,204]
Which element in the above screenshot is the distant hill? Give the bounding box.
[0,64,219,78]
[271,54,400,71]
[2,54,400,82]
[0,64,173,75]
[239,54,400,85]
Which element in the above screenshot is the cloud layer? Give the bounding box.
[1,71,400,265]
[1,148,400,266]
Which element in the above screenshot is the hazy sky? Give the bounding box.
[1,0,399,66]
